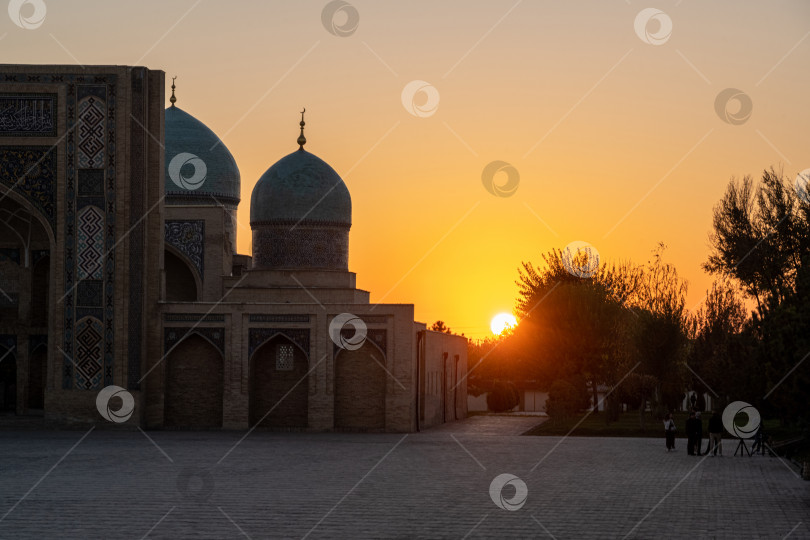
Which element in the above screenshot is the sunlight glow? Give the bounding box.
[490,313,517,335]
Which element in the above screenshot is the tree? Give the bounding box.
[545,379,584,420]
[688,280,755,409]
[704,168,810,427]
[487,381,519,413]
[628,244,690,420]
[514,249,642,416]
[430,320,452,333]
[704,169,805,315]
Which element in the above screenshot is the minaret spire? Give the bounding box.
[297,108,306,149]
[170,76,177,107]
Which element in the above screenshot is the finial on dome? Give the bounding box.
[297,108,306,149]
[170,76,177,107]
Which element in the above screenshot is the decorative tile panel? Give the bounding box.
[74,316,103,389]
[77,93,106,168]
[165,220,204,279]
[0,93,56,136]
[76,205,104,280]
[248,314,310,323]
[0,146,57,231]
[251,225,348,270]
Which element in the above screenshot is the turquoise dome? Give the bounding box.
[250,148,351,226]
[164,106,240,205]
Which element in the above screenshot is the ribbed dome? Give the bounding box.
[250,148,351,226]
[164,106,241,205]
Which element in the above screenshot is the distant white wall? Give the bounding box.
[520,391,549,412]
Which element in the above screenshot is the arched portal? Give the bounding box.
[164,249,198,302]
[0,193,53,415]
[164,333,223,428]
[334,341,386,430]
[250,336,308,428]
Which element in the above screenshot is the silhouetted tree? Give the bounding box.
[704,168,810,427]
[430,320,452,333]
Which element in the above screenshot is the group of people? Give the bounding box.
[663,409,724,456]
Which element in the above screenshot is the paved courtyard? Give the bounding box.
[0,420,808,539]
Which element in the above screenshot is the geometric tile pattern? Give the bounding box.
[74,316,103,389]
[0,146,57,231]
[251,224,349,270]
[0,73,117,391]
[248,314,310,323]
[76,205,104,280]
[165,220,204,279]
[77,96,105,169]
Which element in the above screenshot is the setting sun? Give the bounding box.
[490,313,518,335]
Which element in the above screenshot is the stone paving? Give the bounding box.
[0,420,808,539]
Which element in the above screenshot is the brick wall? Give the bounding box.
[164,334,223,428]
[334,341,386,430]
[250,338,308,428]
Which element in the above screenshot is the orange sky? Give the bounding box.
[7,0,810,338]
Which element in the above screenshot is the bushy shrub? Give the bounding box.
[545,379,581,419]
[487,382,519,412]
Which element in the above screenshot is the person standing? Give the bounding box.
[695,411,704,456]
[686,411,699,455]
[707,410,723,456]
[663,413,676,451]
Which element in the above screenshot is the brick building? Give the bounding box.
[0,64,467,431]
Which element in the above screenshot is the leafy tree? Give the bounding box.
[487,381,519,412]
[629,244,690,420]
[514,249,644,416]
[430,320,452,334]
[545,379,588,420]
[704,168,810,427]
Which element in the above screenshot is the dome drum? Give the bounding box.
[252,223,349,270]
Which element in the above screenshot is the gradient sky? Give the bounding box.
[6,0,809,338]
